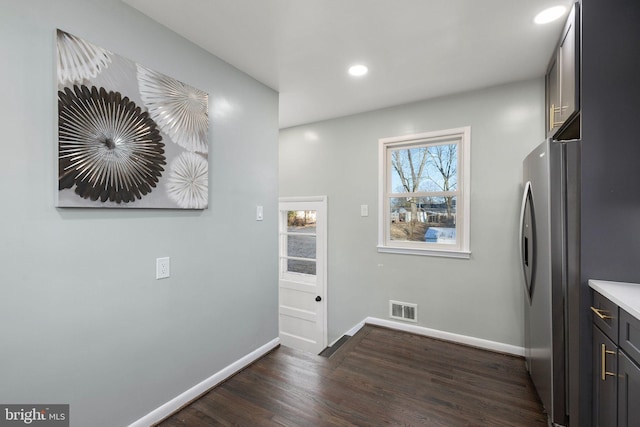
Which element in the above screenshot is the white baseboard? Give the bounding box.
[327,322,365,347]
[128,337,280,427]
[363,317,525,356]
[344,321,365,338]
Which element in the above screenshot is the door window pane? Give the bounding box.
[287,259,316,275]
[287,234,316,259]
[287,210,317,232]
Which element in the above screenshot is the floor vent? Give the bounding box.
[389,300,418,322]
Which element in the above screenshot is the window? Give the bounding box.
[378,127,470,258]
[281,210,317,276]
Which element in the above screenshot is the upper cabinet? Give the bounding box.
[546,2,580,140]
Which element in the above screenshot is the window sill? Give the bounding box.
[377,245,471,259]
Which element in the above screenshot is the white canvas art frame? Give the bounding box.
[56,29,209,209]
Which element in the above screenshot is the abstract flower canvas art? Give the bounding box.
[56,29,209,209]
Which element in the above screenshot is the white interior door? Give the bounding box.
[278,196,327,354]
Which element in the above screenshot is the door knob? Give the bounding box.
[315,296,322,302]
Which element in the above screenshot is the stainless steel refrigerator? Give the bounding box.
[520,139,578,427]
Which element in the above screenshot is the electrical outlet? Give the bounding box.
[156,257,170,279]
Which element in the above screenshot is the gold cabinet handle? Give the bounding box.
[591,306,613,320]
[601,343,616,381]
[549,104,566,129]
[550,104,563,128]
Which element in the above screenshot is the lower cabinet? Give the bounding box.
[592,291,640,427]
[618,344,640,426]
[593,324,617,426]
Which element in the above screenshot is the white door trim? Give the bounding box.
[280,195,327,203]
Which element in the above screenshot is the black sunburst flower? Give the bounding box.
[58,85,166,203]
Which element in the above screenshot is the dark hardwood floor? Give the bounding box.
[157,325,547,426]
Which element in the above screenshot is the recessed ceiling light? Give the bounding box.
[348,64,368,77]
[534,5,567,24]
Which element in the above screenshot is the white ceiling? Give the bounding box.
[123,0,573,129]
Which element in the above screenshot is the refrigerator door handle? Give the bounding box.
[519,181,534,299]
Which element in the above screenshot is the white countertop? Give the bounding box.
[589,280,640,320]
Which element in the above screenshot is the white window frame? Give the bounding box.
[377,127,471,259]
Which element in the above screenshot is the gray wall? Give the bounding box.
[280,79,544,347]
[0,1,278,426]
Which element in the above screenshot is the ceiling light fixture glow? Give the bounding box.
[534,5,567,24]
[348,64,368,77]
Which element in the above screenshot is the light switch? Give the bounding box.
[360,204,369,217]
[256,205,264,221]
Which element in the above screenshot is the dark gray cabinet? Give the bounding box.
[618,351,640,426]
[545,2,580,140]
[618,310,640,425]
[592,291,640,427]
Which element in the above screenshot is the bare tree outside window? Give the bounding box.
[391,147,427,239]
[390,142,458,242]
[426,144,457,219]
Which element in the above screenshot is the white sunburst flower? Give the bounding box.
[137,64,209,153]
[167,152,208,209]
[57,29,112,85]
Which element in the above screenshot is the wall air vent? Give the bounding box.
[389,300,418,323]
